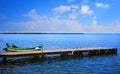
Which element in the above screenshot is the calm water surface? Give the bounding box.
[0,34,120,74]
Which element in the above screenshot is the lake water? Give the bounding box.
[0,34,120,74]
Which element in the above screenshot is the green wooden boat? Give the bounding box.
[4,43,43,52]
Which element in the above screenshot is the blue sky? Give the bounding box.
[0,0,120,33]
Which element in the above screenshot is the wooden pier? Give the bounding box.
[0,47,117,62]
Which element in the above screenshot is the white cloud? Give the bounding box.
[23,9,37,17]
[95,3,110,8]
[53,5,79,19]
[21,9,83,33]
[3,17,120,33]
[53,5,71,13]
[23,9,48,20]
[84,22,120,33]
[80,5,93,15]
[2,9,120,33]
[68,5,79,19]
[6,17,120,33]
[68,0,74,3]
[69,14,77,19]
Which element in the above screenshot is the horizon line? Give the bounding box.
[0,32,120,34]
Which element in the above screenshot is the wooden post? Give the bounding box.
[32,55,40,59]
[88,51,93,56]
[72,51,83,57]
[3,57,7,63]
[60,53,68,59]
[111,49,117,54]
[99,50,105,55]
[105,49,111,55]
[40,48,45,59]
[78,51,83,57]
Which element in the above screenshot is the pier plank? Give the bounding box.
[0,47,117,57]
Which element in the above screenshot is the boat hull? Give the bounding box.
[4,43,43,52]
[6,48,42,52]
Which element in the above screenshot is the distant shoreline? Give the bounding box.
[0,32,84,34]
[0,32,119,34]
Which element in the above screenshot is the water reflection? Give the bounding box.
[0,34,120,74]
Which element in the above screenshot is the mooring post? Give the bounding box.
[33,54,40,59]
[72,51,83,57]
[78,51,83,57]
[111,49,117,54]
[40,48,46,59]
[108,49,111,54]
[60,53,68,59]
[3,57,7,63]
[88,50,94,56]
